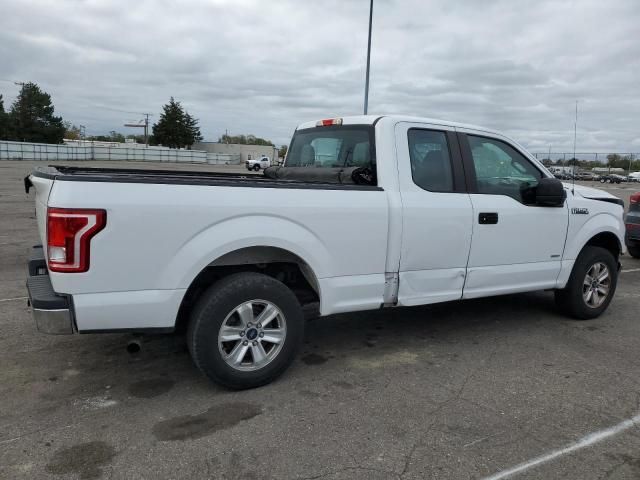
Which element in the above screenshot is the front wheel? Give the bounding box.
[555,246,618,319]
[187,272,304,389]
[253,164,261,171]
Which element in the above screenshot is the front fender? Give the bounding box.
[564,212,626,261]
[159,214,331,289]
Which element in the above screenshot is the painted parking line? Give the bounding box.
[0,296,28,303]
[621,268,640,273]
[481,413,640,480]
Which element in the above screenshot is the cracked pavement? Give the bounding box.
[2,161,640,479]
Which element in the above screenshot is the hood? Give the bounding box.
[562,182,617,200]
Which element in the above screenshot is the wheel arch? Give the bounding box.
[174,246,321,332]
[583,231,621,259]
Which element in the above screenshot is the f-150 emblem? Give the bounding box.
[571,207,589,215]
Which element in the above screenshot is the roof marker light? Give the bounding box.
[316,118,343,127]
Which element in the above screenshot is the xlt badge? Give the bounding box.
[571,207,589,215]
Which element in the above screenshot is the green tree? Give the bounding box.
[0,94,9,140]
[278,145,288,159]
[151,97,202,149]
[63,121,81,140]
[607,153,624,169]
[218,133,274,146]
[9,82,65,143]
[185,112,203,146]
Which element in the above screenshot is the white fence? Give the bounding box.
[0,140,241,165]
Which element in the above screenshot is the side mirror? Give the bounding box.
[536,177,566,207]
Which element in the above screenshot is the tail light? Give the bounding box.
[47,208,106,273]
[630,193,640,204]
[316,118,343,127]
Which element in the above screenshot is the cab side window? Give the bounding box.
[468,135,542,204]
[408,129,454,192]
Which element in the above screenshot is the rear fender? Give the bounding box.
[159,214,330,289]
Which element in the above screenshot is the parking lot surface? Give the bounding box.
[1,161,640,480]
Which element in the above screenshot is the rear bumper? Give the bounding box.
[26,246,75,335]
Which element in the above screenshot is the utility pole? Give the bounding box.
[124,113,152,146]
[363,0,374,115]
[144,113,150,146]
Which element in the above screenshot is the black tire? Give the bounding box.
[555,246,618,320]
[253,164,260,171]
[187,272,304,389]
[628,246,640,258]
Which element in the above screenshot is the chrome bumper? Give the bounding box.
[32,306,74,335]
[26,246,75,335]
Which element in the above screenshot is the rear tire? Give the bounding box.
[628,246,640,258]
[187,272,304,389]
[555,246,618,320]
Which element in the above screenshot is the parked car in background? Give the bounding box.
[246,155,271,171]
[627,173,640,183]
[600,174,624,184]
[577,172,597,181]
[625,192,640,258]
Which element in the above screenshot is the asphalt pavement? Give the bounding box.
[1,161,640,480]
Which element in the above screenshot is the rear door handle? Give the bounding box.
[479,212,498,224]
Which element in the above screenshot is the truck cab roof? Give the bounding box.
[296,115,501,136]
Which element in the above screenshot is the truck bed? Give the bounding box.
[27,165,380,191]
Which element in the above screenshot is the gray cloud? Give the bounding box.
[1,0,638,152]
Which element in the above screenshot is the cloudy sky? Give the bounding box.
[1,0,639,153]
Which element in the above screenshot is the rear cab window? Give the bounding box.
[286,125,376,182]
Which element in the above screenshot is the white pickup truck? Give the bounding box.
[25,115,626,389]
[245,155,271,171]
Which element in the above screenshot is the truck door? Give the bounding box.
[457,130,569,298]
[394,122,473,306]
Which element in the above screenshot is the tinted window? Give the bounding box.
[408,129,454,192]
[287,126,373,168]
[468,135,542,204]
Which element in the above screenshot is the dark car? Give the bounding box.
[625,192,640,258]
[600,174,623,184]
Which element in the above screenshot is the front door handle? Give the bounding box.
[479,212,498,224]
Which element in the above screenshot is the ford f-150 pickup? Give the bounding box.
[25,115,626,389]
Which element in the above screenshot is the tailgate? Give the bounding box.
[25,173,55,249]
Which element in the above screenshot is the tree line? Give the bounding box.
[0,83,205,148]
[1,82,286,153]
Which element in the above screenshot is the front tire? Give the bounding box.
[555,246,618,319]
[253,164,260,171]
[187,272,304,389]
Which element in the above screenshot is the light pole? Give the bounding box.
[363,0,373,115]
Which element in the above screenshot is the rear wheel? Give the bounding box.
[187,272,304,389]
[628,246,640,258]
[555,246,618,319]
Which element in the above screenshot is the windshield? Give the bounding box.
[286,126,374,168]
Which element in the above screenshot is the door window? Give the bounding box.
[408,129,454,192]
[468,135,542,204]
